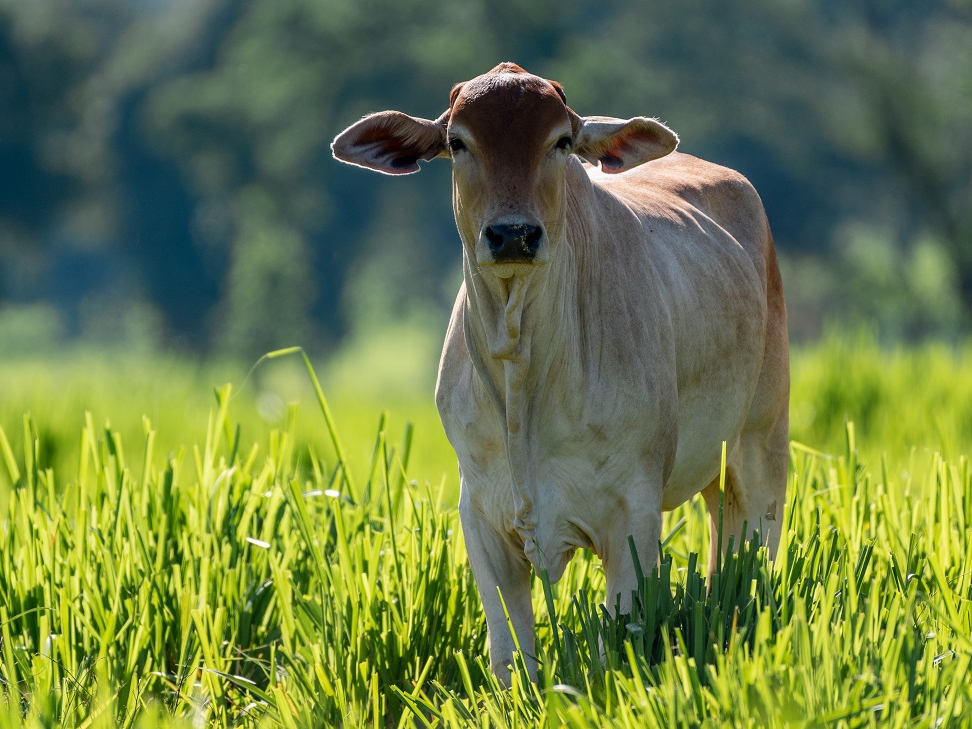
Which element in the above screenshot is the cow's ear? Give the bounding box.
[332,110,448,175]
[573,115,678,173]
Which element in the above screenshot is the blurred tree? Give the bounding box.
[834,3,972,312]
[0,0,969,354]
[0,0,227,344]
[215,187,317,355]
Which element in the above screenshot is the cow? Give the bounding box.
[332,62,789,684]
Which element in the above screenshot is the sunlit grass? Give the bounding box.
[1,334,971,727]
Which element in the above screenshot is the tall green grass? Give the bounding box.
[1,335,971,727]
[790,331,972,460]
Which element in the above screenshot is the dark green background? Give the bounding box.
[1,0,969,357]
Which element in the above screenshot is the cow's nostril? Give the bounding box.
[524,226,542,254]
[485,225,505,253]
[484,223,543,261]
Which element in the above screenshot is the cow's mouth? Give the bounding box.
[483,259,548,280]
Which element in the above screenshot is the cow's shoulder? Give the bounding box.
[614,153,760,209]
[595,152,770,257]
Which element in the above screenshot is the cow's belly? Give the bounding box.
[661,354,764,509]
[661,409,743,510]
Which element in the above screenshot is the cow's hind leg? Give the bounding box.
[701,412,788,577]
[704,269,789,576]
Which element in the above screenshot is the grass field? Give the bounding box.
[1,334,971,727]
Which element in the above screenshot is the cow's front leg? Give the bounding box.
[459,495,536,685]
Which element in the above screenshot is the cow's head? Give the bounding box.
[332,63,678,278]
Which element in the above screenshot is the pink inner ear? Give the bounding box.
[598,133,637,170]
[593,121,675,172]
[333,111,447,175]
[340,137,414,174]
[600,151,626,170]
[358,136,416,166]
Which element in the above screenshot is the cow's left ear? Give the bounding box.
[332,110,448,175]
[572,115,678,173]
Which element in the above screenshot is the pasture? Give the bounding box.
[1,334,971,727]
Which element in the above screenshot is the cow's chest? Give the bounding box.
[440,371,662,582]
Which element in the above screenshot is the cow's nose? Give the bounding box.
[483,224,543,262]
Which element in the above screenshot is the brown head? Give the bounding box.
[332,63,678,277]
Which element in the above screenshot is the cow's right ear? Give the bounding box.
[332,111,448,175]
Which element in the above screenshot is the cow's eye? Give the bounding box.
[449,137,467,153]
[556,136,573,151]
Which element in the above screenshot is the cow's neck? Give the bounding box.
[461,238,579,532]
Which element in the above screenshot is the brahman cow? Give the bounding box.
[332,62,789,683]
